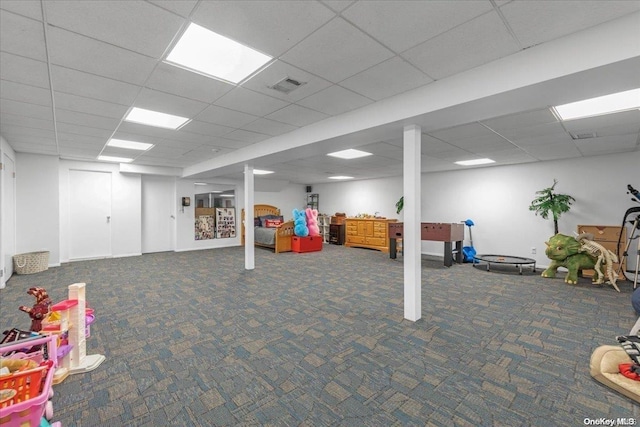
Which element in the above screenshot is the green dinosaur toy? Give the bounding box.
[541,233,597,284]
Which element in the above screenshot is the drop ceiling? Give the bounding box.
[1,0,639,185]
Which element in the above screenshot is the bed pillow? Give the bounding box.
[264,219,283,228]
[259,215,284,227]
[254,217,261,227]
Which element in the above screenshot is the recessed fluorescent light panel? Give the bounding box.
[327,149,373,159]
[98,155,133,163]
[166,23,273,84]
[253,169,274,175]
[553,88,640,121]
[124,107,190,130]
[107,139,154,151]
[455,158,495,166]
[329,176,354,180]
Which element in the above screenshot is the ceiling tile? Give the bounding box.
[402,11,520,80]
[562,110,640,136]
[265,104,330,127]
[480,108,558,132]
[214,87,290,117]
[178,120,235,138]
[145,62,234,104]
[515,132,575,148]
[194,105,258,128]
[57,132,107,147]
[50,65,139,105]
[133,88,209,118]
[202,136,253,149]
[192,0,335,57]
[0,52,50,89]
[428,122,496,142]
[0,10,47,61]
[525,140,582,161]
[296,85,372,116]
[0,80,52,107]
[12,141,58,154]
[43,0,185,58]
[224,129,270,144]
[0,98,53,121]
[0,1,43,21]
[55,108,121,131]
[343,0,493,53]
[321,1,355,13]
[501,0,640,48]
[497,122,566,141]
[241,118,298,137]
[56,122,113,139]
[58,146,101,157]
[280,17,394,83]
[340,56,433,101]
[574,134,639,156]
[449,134,516,152]
[47,27,157,85]
[1,125,55,140]
[147,0,198,18]
[53,92,128,119]
[0,112,54,131]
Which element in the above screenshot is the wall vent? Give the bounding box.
[269,77,306,94]
[570,132,597,140]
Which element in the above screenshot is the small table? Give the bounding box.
[473,254,536,275]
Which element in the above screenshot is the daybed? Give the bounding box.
[590,344,640,403]
[241,204,294,253]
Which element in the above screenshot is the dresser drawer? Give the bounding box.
[366,236,386,247]
[347,235,366,244]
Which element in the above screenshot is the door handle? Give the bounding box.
[107,216,111,223]
[170,215,175,219]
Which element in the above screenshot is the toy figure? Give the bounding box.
[541,234,596,285]
[18,287,52,332]
[293,208,309,237]
[306,207,319,236]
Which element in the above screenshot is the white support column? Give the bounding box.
[403,125,421,321]
[244,164,255,270]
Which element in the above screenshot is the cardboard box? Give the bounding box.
[292,236,323,253]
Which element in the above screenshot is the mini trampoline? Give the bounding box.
[473,254,536,275]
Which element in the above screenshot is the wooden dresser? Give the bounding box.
[577,224,626,280]
[345,218,397,252]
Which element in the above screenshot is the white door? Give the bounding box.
[69,170,112,260]
[1,154,16,284]
[141,175,175,253]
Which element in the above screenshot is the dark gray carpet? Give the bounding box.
[1,245,638,426]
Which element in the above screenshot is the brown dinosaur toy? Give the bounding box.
[18,287,52,332]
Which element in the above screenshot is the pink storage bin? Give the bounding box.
[0,335,57,427]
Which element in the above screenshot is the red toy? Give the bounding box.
[18,287,52,332]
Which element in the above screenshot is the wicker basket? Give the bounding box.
[13,251,49,275]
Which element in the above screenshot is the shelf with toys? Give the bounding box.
[40,283,105,384]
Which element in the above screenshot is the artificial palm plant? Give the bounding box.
[529,179,575,234]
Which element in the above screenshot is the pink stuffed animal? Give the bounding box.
[306,208,319,236]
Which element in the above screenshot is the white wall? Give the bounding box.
[175,179,242,251]
[312,151,639,268]
[59,160,142,262]
[0,136,16,286]
[174,179,305,251]
[254,183,307,221]
[15,153,60,266]
[7,150,637,272]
